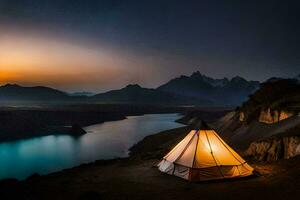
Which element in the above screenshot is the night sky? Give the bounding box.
[0,0,299,92]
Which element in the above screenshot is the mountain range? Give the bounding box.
[0,72,261,106]
[157,71,259,105]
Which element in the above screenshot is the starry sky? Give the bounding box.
[0,0,299,92]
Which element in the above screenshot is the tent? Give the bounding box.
[158,121,253,181]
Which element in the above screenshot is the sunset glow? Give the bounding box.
[0,0,298,92]
[0,31,131,91]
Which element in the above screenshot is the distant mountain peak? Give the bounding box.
[190,71,211,79]
[157,72,259,106]
[125,84,142,89]
[231,76,245,81]
[0,83,69,102]
[191,71,203,77]
[189,71,233,87]
[2,83,21,88]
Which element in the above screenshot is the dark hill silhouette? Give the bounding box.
[90,84,211,105]
[0,84,70,101]
[69,92,95,97]
[0,72,260,106]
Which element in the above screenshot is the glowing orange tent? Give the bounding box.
[158,121,253,181]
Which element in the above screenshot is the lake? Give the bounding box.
[0,113,184,180]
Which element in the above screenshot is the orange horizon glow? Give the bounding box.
[0,31,136,91]
[0,29,184,92]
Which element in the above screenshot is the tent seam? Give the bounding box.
[205,130,224,178]
[190,130,200,180]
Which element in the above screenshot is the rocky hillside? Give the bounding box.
[238,78,300,123]
[213,78,300,161]
[245,126,300,162]
[215,111,300,148]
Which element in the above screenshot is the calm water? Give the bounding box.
[0,113,183,180]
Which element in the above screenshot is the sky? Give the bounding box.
[0,0,299,92]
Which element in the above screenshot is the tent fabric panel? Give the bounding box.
[158,159,174,174]
[204,130,242,166]
[175,133,198,167]
[219,166,240,178]
[220,164,253,178]
[173,165,190,180]
[237,163,254,176]
[189,165,253,181]
[189,167,223,181]
[211,130,247,164]
[164,130,196,162]
[193,131,218,168]
[159,127,254,181]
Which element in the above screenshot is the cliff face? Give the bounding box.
[245,136,300,161]
[213,109,300,150]
[237,78,300,123]
[258,108,294,124]
[238,109,294,124]
[213,78,300,155]
[239,112,245,122]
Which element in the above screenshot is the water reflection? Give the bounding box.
[0,114,183,180]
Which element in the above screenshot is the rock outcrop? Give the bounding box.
[239,112,245,122]
[214,110,300,150]
[238,109,294,124]
[213,78,300,152]
[258,108,293,124]
[245,135,300,161]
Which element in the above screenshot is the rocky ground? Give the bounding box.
[1,126,299,200]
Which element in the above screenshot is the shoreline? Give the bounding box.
[0,124,300,199]
[0,113,182,180]
[0,115,127,143]
[0,108,230,183]
[0,104,192,143]
[0,105,229,142]
[0,126,189,182]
